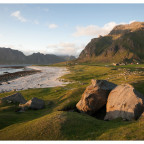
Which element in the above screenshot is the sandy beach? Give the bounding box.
[0,66,69,93]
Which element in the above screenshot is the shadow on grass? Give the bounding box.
[60,111,132,140]
[132,80,144,95]
[0,99,54,130]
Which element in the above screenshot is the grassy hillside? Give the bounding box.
[78,22,144,63]
[0,64,144,140]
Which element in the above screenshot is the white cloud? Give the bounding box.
[73,22,117,37]
[0,43,38,56]
[48,24,58,29]
[129,20,136,24]
[0,44,24,52]
[73,20,137,37]
[47,42,84,56]
[11,11,27,22]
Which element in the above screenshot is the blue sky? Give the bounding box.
[0,4,144,56]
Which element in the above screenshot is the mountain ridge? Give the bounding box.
[0,47,75,65]
[78,22,144,63]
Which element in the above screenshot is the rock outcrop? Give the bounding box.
[76,79,117,115]
[19,97,45,110]
[0,93,26,104]
[104,84,144,120]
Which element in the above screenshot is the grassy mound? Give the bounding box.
[0,111,132,140]
[1,110,144,140]
[0,111,66,140]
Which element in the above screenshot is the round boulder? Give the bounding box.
[104,84,144,121]
[76,79,117,115]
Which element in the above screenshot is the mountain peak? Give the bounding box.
[109,21,144,35]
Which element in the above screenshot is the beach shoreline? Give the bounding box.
[0,66,69,93]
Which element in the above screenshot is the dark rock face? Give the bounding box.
[19,97,45,110]
[76,79,117,115]
[0,93,27,104]
[79,36,113,59]
[104,84,144,121]
[78,22,144,63]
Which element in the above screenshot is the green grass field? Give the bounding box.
[0,64,144,140]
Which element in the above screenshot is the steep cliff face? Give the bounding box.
[78,22,144,63]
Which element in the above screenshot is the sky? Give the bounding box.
[0,4,144,57]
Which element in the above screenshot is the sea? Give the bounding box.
[0,64,31,75]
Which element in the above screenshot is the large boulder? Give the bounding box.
[104,84,144,121]
[0,93,26,104]
[76,79,117,115]
[19,97,45,110]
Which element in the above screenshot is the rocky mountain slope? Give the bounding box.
[78,22,144,63]
[0,48,75,65]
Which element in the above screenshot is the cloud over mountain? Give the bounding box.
[73,21,137,37]
[73,22,117,37]
[47,42,84,56]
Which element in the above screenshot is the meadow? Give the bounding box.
[0,64,144,140]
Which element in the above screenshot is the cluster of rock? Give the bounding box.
[76,79,144,121]
[0,93,45,112]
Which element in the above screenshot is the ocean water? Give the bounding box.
[0,68,24,75]
[0,64,31,75]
